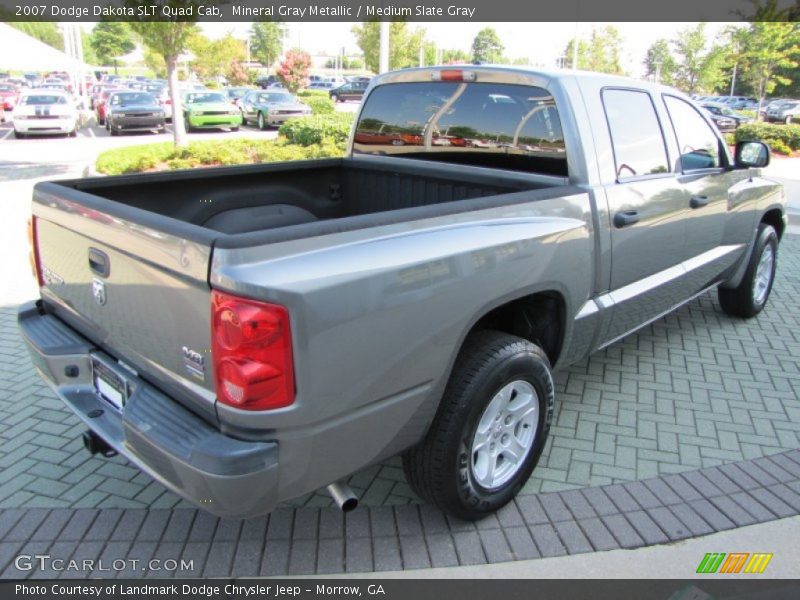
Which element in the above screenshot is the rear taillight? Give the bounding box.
[211,290,295,411]
[27,216,43,286]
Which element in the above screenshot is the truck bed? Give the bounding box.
[44,156,565,244]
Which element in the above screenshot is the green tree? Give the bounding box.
[563,26,624,74]
[672,23,727,94]
[277,48,311,93]
[351,22,425,73]
[189,32,246,82]
[90,22,135,73]
[471,27,504,63]
[738,22,800,114]
[81,30,98,66]
[440,48,471,64]
[8,22,64,50]
[644,39,677,85]
[250,21,285,69]
[127,1,199,148]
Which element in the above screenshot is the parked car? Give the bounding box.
[239,90,312,129]
[0,82,19,112]
[105,91,166,136]
[766,100,800,124]
[700,102,752,131]
[329,81,368,103]
[95,87,128,125]
[256,75,279,89]
[11,89,77,138]
[20,67,784,521]
[224,86,252,105]
[183,91,240,132]
[308,82,335,91]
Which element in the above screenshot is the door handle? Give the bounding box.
[613,210,640,228]
[690,195,709,208]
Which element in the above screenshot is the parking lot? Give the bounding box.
[1,107,800,577]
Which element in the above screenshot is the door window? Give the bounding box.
[602,89,670,180]
[663,95,723,171]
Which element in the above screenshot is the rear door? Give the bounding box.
[32,185,218,423]
[600,88,689,344]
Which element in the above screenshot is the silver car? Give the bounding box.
[239,90,312,129]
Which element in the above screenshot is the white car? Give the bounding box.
[12,90,78,138]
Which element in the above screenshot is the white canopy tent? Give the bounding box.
[0,23,94,72]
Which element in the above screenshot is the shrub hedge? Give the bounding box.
[734,122,800,152]
[96,136,346,175]
[278,113,354,146]
[304,96,336,115]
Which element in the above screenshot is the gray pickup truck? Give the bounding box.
[19,66,785,520]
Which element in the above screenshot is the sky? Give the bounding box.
[200,21,736,78]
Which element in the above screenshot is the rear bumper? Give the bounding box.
[17,301,280,518]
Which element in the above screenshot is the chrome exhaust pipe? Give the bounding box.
[327,481,358,512]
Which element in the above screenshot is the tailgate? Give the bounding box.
[32,182,219,424]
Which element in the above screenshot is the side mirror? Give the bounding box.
[734,140,770,169]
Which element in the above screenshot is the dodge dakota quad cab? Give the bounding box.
[19,67,785,520]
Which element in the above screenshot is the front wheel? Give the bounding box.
[718,223,778,318]
[403,330,554,520]
[330,94,339,103]
[257,111,266,130]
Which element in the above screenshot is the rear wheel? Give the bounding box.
[403,330,554,520]
[230,126,239,132]
[718,223,778,318]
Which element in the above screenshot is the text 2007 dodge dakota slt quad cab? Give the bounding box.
[19,67,786,520]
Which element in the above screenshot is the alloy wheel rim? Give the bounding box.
[753,244,775,306]
[470,380,539,490]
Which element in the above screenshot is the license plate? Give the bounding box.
[91,357,130,411]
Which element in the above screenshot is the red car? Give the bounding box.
[95,87,127,125]
[0,83,19,112]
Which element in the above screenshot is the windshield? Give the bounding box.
[186,92,226,104]
[227,88,248,98]
[256,92,294,104]
[0,84,16,92]
[110,92,157,106]
[21,95,67,105]
[354,81,567,176]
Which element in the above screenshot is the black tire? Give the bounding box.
[331,94,339,103]
[230,126,239,132]
[109,128,118,136]
[240,111,247,125]
[257,111,266,130]
[13,130,25,139]
[718,223,778,318]
[403,330,554,520]
[68,129,77,138]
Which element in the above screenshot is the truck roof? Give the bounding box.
[370,64,677,95]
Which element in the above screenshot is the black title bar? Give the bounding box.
[0,0,799,22]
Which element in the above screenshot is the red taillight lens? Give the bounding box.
[211,291,295,411]
[27,216,43,286]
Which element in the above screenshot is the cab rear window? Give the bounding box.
[354,82,567,177]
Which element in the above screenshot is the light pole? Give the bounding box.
[379,21,390,73]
